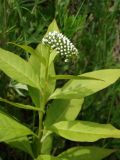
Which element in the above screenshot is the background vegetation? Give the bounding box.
[0,0,120,159]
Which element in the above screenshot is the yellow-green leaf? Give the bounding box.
[0,48,39,89]
[0,111,35,142]
[0,97,43,112]
[50,69,120,99]
[45,99,84,127]
[45,19,60,36]
[49,120,120,142]
[58,146,115,160]
[36,155,62,160]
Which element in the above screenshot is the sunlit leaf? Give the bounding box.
[0,111,36,142]
[0,97,43,111]
[0,48,39,89]
[45,99,84,127]
[58,146,115,160]
[45,19,60,36]
[50,69,120,99]
[49,120,120,142]
[36,155,62,160]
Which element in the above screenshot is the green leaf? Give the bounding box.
[28,48,41,106]
[45,99,84,128]
[49,50,58,66]
[33,19,60,99]
[10,43,45,77]
[36,155,62,160]
[28,86,41,107]
[0,111,35,142]
[49,74,102,97]
[50,75,103,81]
[0,97,43,112]
[43,19,59,96]
[49,120,120,142]
[10,43,45,67]
[0,48,39,89]
[35,44,50,99]
[45,19,60,36]
[41,133,53,154]
[36,44,56,99]
[47,62,56,95]
[36,44,49,80]
[58,146,115,160]
[7,136,34,158]
[29,54,41,75]
[47,50,57,96]
[50,69,120,99]
[9,43,37,56]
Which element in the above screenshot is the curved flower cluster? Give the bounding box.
[42,31,78,62]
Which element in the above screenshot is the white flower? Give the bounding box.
[42,31,78,62]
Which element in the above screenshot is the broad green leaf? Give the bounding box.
[41,133,53,154]
[47,50,57,96]
[35,44,50,99]
[45,99,84,127]
[9,43,37,56]
[0,97,43,111]
[0,111,35,142]
[49,50,58,66]
[0,48,39,89]
[45,20,60,96]
[27,50,41,107]
[29,54,41,75]
[49,120,120,142]
[7,136,34,158]
[45,19,60,36]
[36,44,49,63]
[33,19,60,99]
[36,44,49,80]
[28,50,41,106]
[36,44,56,99]
[50,75,103,81]
[47,62,56,95]
[27,48,41,107]
[10,43,45,76]
[36,155,62,160]
[50,69,120,99]
[10,43,45,66]
[58,146,115,160]
[28,86,41,107]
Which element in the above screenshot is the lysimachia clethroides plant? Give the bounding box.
[0,20,120,160]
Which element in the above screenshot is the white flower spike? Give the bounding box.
[42,31,78,62]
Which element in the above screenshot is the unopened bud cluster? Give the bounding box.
[42,31,78,62]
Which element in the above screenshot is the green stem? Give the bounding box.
[38,111,44,139]
[36,46,50,155]
[37,96,45,155]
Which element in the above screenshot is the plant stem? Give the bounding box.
[38,111,44,139]
[37,96,45,155]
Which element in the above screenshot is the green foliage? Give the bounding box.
[50,69,120,99]
[50,120,120,142]
[36,155,62,160]
[0,0,120,159]
[58,146,115,160]
[0,97,42,111]
[0,19,120,160]
[45,99,84,127]
[0,111,35,142]
[7,137,34,158]
[0,48,39,88]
